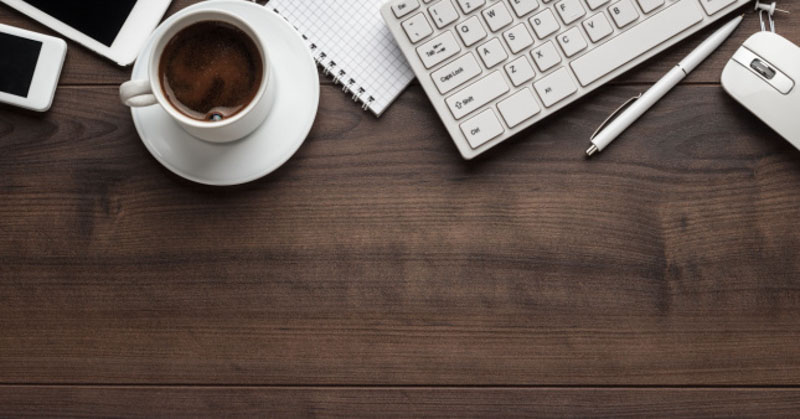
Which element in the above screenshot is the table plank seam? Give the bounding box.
[2,384,800,389]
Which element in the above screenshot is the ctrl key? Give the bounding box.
[460,109,504,148]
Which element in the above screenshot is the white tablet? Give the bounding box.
[0,0,172,66]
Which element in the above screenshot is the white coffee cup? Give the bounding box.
[119,9,275,143]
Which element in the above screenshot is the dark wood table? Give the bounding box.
[2,1,800,416]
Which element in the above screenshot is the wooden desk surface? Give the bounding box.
[2,1,800,416]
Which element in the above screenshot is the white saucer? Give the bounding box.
[130,0,319,186]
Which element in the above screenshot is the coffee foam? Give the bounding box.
[160,21,263,121]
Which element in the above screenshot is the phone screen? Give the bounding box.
[24,0,137,47]
[0,32,42,97]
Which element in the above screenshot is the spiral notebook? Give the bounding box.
[269,0,415,117]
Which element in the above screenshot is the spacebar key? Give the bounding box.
[570,0,704,87]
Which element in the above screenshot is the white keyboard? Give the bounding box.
[381,0,749,159]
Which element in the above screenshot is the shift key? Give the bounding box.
[446,71,509,120]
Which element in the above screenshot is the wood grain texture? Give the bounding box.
[1,387,800,418]
[2,83,800,385]
[2,0,800,414]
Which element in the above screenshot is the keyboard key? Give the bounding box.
[698,0,736,15]
[637,0,665,14]
[556,27,587,57]
[416,31,461,68]
[497,88,541,127]
[460,109,504,148]
[554,0,586,24]
[529,9,560,39]
[586,0,610,9]
[392,0,420,18]
[530,40,561,72]
[446,71,510,119]
[502,23,534,54]
[504,56,535,86]
[582,12,613,42]
[482,2,514,31]
[402,13,434,43]
[431,53,483,93]
[456,0,486,14]
[570,0,703,86]
[477,38,508,68]
[609,0,639,28]
[456,16,488,46]
[507,0,539,17]
[533,67,577,107]
[429,0,460,28]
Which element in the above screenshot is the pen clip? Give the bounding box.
[589,93,643,140]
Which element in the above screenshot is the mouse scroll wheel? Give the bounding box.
[750,59,776,80]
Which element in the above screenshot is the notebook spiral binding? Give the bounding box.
[272,7,376,112]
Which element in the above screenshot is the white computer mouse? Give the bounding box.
[721,31,800,150]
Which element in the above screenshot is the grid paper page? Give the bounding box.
[269,0,414,116]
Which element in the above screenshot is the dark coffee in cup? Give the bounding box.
[159,21,263,122]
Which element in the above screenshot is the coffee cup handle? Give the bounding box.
[120,79,158,107]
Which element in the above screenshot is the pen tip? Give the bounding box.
[586,145,598,157]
